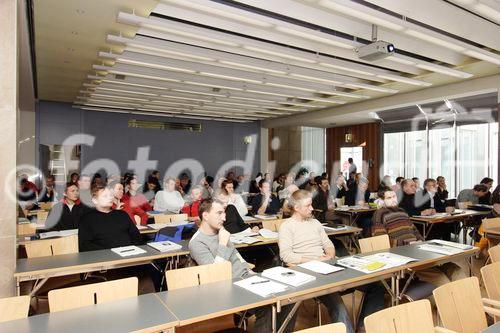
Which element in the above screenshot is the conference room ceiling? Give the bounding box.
[35,0,500,123]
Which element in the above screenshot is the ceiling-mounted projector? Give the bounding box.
[356,41,395,61]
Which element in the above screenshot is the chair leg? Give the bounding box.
[316,298,322,326]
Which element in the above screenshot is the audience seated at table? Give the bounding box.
[373,187,465,286]
[217,179,248,218]
[479,177,494,205]
[142,175,158,205]
[45,182,86,231]
[79,183,142,252]
[122,175,152,226]
[251,180,281,216]
[456,184,489,207]
[38,174,58,203]
[398,179,435,217]
[181,185,204,224]
[345,173,370,206]
[153,177,185,214]
[189,199,297,333]
[78,174,93,208]
[312,177,337,222]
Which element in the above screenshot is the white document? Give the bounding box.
[368,252,417,266]
[241,215,256,221]
[259,228,279,239]
[298,260,344,275]
[111,245,147,257]
[429,240,473,250]
[230,236,261,245]
[413,213,449,219]
[147,241,182,253]
[323,226,348,233]
[261,266,316,287]
[136,225,148,230]
[255,215,278,220]
[337,252,417,274]
[418,244,461,255]
[233,229,259,237]
[39,229,78,239]
[148,222,193,229]
[234,275,288,297]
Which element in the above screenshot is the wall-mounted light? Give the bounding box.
[345,133,353,143]
[243,135,252,145]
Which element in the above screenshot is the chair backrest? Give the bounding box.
[24,235,79,258]
[39,202,54,211]
[262,219,282,232]
[168,213,188,222]
[481,262,500,301]
[483,217,500,232]
[48,277,138,312]
[17,223,37,236]
[165,261,232,290]
[37,210,49,221]
[433,277,487,333]
[0,296,30,323]
[153,214,171,224]
[364,299,434,333]
[294,323,346,333]
[489,244,500,263]
[359,234,391,254]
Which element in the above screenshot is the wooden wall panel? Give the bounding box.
[326,123,381,191]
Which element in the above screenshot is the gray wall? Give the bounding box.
[37,101,262,180]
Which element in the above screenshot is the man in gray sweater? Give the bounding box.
[189,199,296,332]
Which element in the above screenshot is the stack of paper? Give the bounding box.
[255,215,278,220]
[261,266,316,287]
[337,252,417,274]
[324,226,348,233]
[147,241,182,253]
[136,225,148,230]
[418,240,472,255]
[259,229,278,239]
[230,228,260,244]
[111,245,147,257]
[413,213,448,218]
[234,276,288,297]
[39,229,78,239]
[298,260,344,275]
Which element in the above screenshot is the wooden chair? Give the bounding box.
[153,214,171,224]
[165,262,236,333]
[39,202,55,211]
[168,213,188,222]
[489,244,500,263]
[37,210,49,222]
[48,277,138,312]
[359,234,390,253]
[262,219,283,232]
[17,223,37,236]
[433,277,500,333]
[0,296,30,323]
[24,235,79,258]
[294,322,346,333]
[481,262,500,322]
[364,299,453,333]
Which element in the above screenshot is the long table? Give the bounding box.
[0,293,178,333]
[6,242,478,333]
[410,209,490,242]
[334,207,377,226]
[15,226,361,297]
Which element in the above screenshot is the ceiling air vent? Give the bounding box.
[128,119,202,132]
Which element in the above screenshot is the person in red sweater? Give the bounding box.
[122,175,152,226]
[181,185,204,225]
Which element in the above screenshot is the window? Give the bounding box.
[429,127,455,197]
[383,132,404,179]
[301,127,325,173]
[404,130,428,182]
[384,122,498,196]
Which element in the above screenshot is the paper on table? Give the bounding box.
[230,236,261,245]
[241,215,256,221]
[259,228,278,239]
[262,266,316,287]
[39,229,78,239]
[298,260,344,275]
[413,213,448,219]
[147,241,182,253]
[337,252,416,274]
[136,225,148,230]
[368,252,418,266]
[254,215,278,220]
[233,229,259,238]
[234,275,288,297]
[429,239,473,250]
[418,244,462,255]
[323,226,348,233]
[111,245,147,257]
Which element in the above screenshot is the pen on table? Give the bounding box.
[251,280,270,285]
[120,249,135,253]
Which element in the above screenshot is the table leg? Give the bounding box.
[272,304,277,333]
[277,301,302,333]
[16,278,20,296]
[30,277,49,298]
